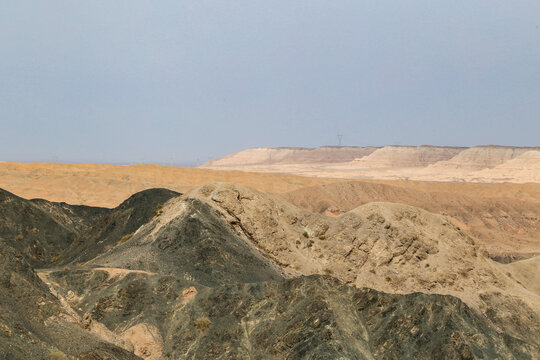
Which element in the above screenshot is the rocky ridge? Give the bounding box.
[0,186,539,359]
[282,180,540,261]
[0,239,139,360]
[186,184,539,326]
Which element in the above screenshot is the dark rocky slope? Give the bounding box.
[0,188,106,267]
[45,268,538,359]
[0,188,180,267]
[0,187,539,359]
[0,239,139,360]
[90,198,284,286]
[64,188,181,265]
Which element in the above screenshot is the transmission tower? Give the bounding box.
[337,134,343,146]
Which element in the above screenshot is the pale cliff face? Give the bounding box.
[470,151,540,183]
[351,145,465,168]
[201,145,540,183]
[203,146,379,167]
[430,146,540,171]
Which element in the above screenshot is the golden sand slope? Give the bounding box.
[0,162,349,207]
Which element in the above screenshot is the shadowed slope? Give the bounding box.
[0,187,180,267]
[0,240,139,360]
[64,188,181,265]
[0,188,107,267]
[90,197,284,286]
[44,269,539,359]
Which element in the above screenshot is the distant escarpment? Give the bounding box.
[203,146,379,167]
[349,145,465,168]
[201,144,540,183]
[429,145,540,171]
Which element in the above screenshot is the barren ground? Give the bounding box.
[0,161,538,260]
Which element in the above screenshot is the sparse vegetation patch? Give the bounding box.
[153,203,164,218]
[194,317,211,333]
[118,232,134,244]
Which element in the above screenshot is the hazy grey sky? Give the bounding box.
[1,1,539,164]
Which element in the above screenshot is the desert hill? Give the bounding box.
[503,256,540,295]
[201,145,540,183]
[187,184,539,309]
[348,145,465,168]
[0,187,179,267]
[87,197,285,286]
[429,145,540,171]
[1,186,539,359]
[204,146,379,167]
[469,150,540,183]
[282,181,540,261]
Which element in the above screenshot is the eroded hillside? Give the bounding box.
[1,185,538,359]
[282,181,540,261]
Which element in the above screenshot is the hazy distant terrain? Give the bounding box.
[202,145,540,183]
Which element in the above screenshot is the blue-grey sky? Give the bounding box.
[1,1,539,165]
